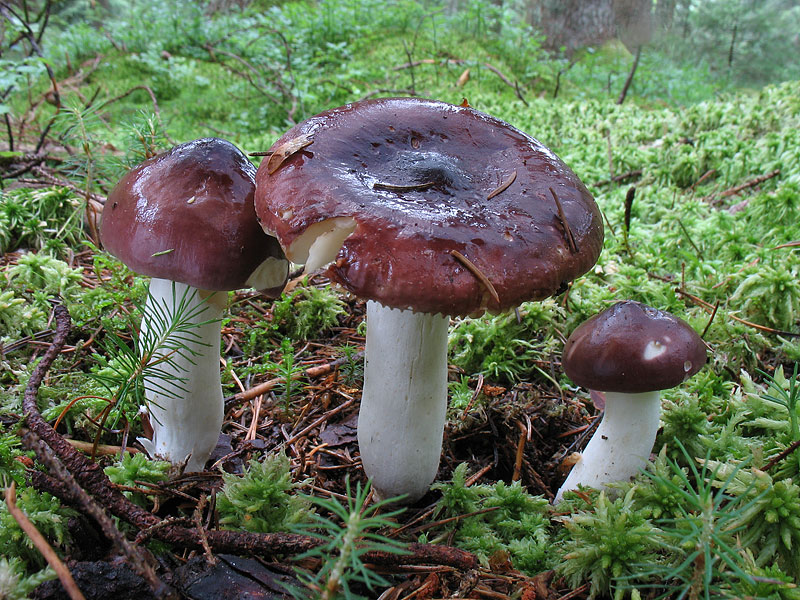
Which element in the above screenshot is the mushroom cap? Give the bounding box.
[562,300,707,393]
[254,97,603,317]
[101,137,287,292]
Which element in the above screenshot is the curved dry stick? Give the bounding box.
[5,482,86,600]
[23,305,479,572]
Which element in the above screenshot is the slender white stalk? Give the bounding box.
[357,301,449,502]
[137,278,225,472]
[555,390,662,502]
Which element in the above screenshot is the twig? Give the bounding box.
[623,186,635,235]
[21,431,170,596]
[281,398,355,448]
[593,169,643,187]
[622,186,635,254]
[226,351,363,405]
[21,305,171,595]
[481,63,528,105]
[773,241,800,250]
[5,482,86,600]
[406,506,502,535]
[556,582,590,600]
[764,439,800,472]
[676,218,704,260]
[512,421,527,482]
[710,169,781,201]
[193,494,217,566]
[0,2,62,152]
[700,300,719,339]
[203,43,283,106]
[675,288,800,338]
[691,168,717,191]
[65,438,140,456]
[95,85,162,122]
[459,373,484,420]
[616,46,641,105]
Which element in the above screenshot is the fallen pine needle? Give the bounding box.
[451,250,500,305]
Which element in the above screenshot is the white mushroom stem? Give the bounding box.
[554,390,662,502]
[137,278,225,472]
[358,300,449,502]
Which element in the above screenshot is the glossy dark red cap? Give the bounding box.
[101,138,287,292]
[562,300,707,393]
[254,97,603,316]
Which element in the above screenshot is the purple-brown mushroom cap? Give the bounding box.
[101,137,287,293]
[254,97,603,317]
[562,300,708,394]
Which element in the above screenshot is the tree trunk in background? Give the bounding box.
[613,0,652,53]
[529,0,615,55]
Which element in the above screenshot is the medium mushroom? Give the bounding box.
[101,138,288,471]
[555,300,707,502]
[253,97,603,501]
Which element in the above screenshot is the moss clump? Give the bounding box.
[217,454,313,533]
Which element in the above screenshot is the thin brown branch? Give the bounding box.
[676,288,800,337]
[718,169,781,198]
[592,168,643,187]
[700,300,720,339]
[0,2,61,152]
[481,62,528,105]
[5,482,86,600]
[280,398,355,449]
[94,85,163,124]
[226,351,363,405]
[764,439,800,472]
[21,431,171,596]
[773,241,800,250]
[690,168,717,190]
[616,46,641,105]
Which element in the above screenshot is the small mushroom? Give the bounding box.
[101,138,288,471]
[254,97,604,502]
[554,300,707,502]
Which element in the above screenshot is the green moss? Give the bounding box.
[0,488,75,571]
[217,454,313,533]
[432,464,554,574]
[271,279,347,341]
[556,489,666,599]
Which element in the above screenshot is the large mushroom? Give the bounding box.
[101,138,288,471]
[555,300,707,502]
[254,97,603,501]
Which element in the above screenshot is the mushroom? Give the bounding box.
[101,138,288,471]
[253,97,603,501]
[555,300,707,502]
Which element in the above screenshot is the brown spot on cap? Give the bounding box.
[562,300,707,393]
[101,137,287,292]
[254,97,603,316]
